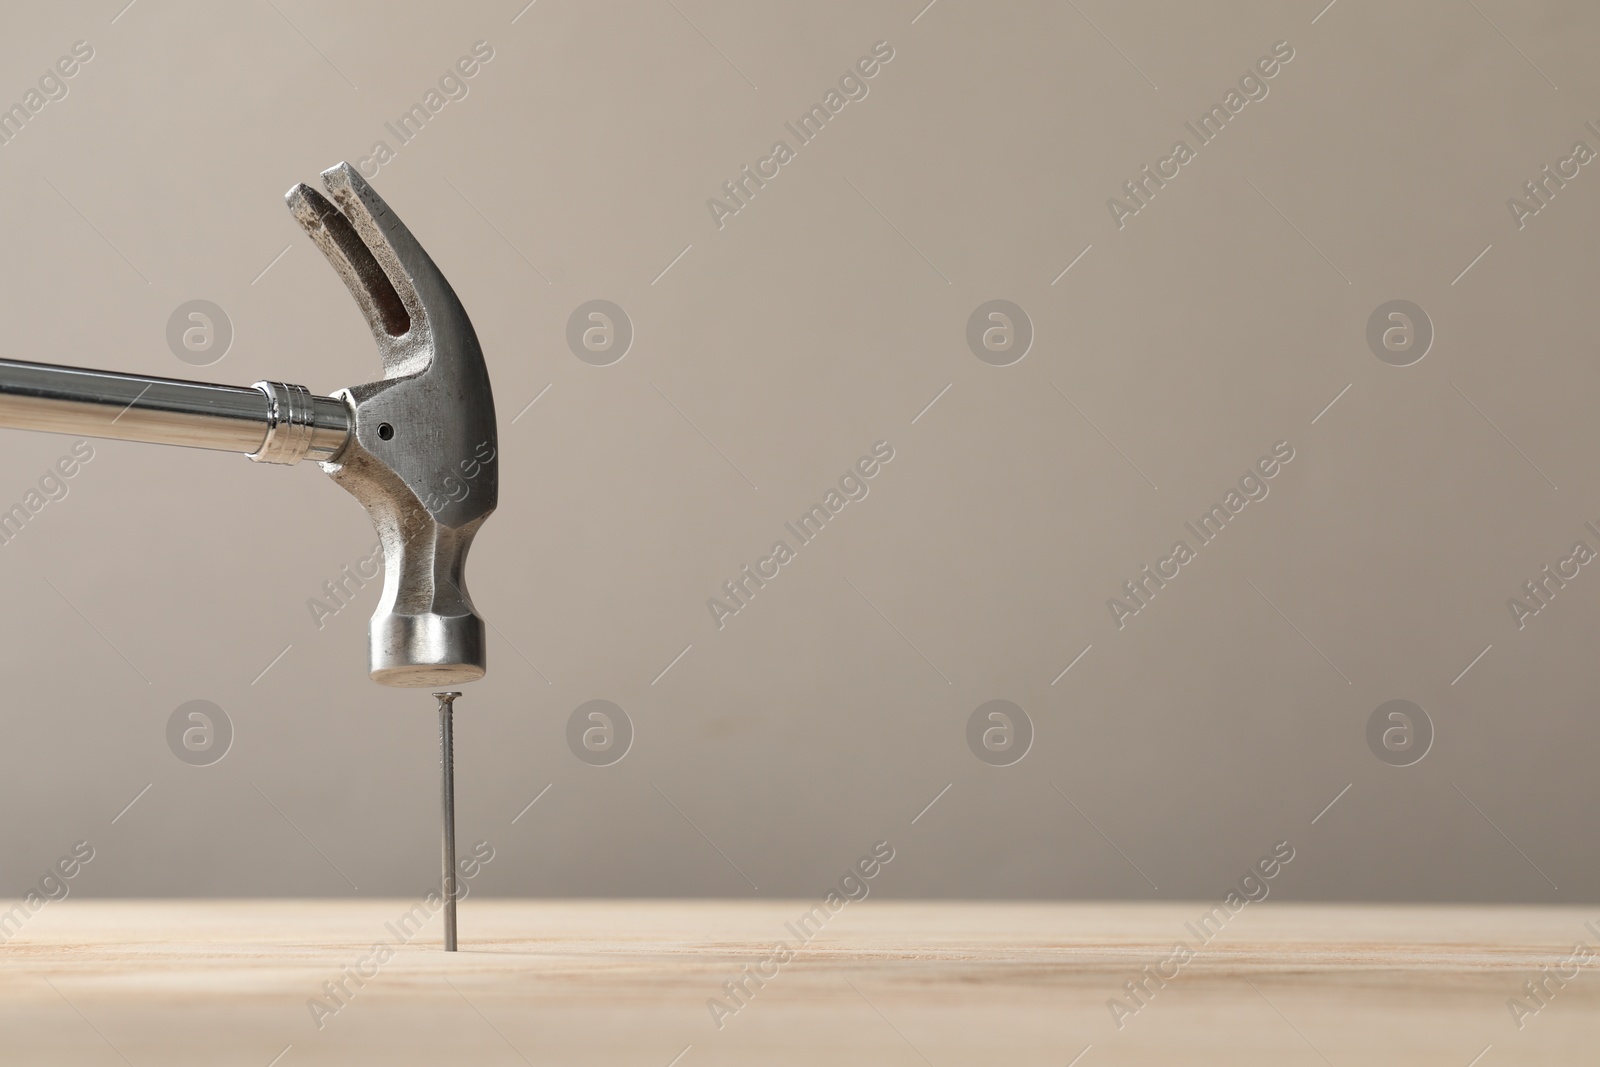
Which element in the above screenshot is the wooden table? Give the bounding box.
[1,900,1595,1064]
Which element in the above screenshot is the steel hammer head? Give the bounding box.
[286,163,497,687]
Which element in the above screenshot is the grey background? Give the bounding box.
[1,0,1595,904]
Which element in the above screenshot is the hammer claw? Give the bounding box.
[287,182,412,344]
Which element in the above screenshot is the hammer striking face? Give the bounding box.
[287,163,499,687]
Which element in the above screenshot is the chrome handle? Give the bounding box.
[0,358,350,464]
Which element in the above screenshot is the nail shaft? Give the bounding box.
[435,691,461,952]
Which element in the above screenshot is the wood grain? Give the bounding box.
[1,900,1596,1064]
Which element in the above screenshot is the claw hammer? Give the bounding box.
[0,163,497,949]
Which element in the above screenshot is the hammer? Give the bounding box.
[0,163,496,949]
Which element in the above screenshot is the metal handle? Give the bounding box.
[0,358,350,464]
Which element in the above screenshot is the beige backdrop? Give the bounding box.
[0,0,1595,904]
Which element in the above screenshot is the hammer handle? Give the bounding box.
[0,359,350,464]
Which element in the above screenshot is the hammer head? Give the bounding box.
[286,163,497,687]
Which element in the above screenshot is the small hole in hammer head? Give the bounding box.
[377,423,394,441]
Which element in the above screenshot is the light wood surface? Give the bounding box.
[2,900,1596,1064]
